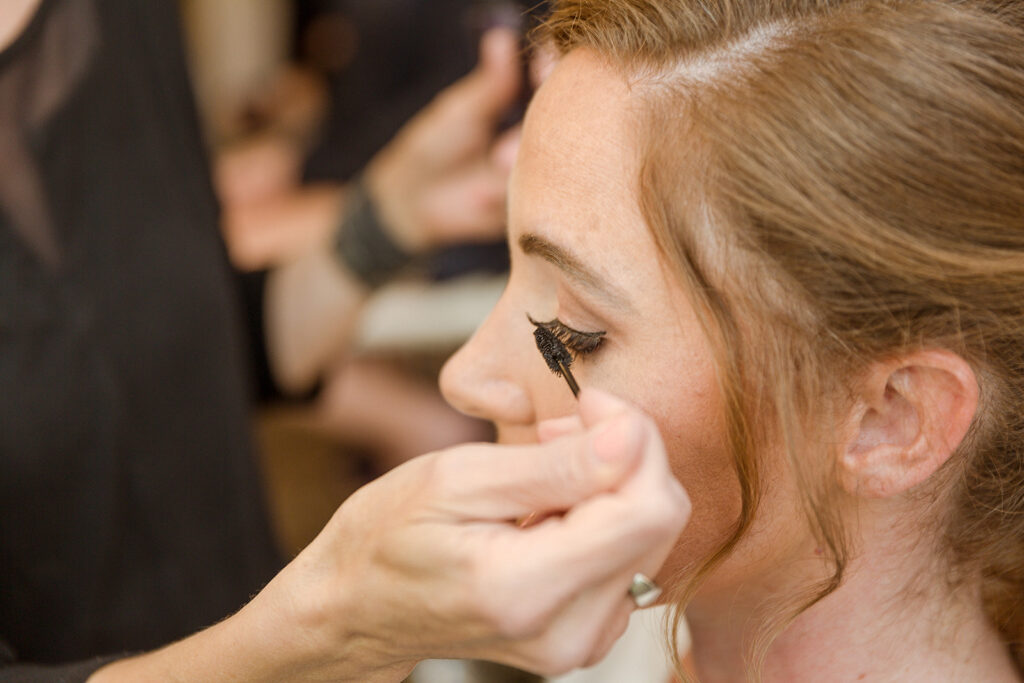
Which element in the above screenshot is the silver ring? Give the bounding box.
[628,572,662,608]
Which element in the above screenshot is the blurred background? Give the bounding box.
[180,0,516,559]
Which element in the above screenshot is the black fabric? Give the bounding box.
[0,646,121,683]
[237,268,317,403]
[300,0,480,183]
[298,0,549,184]
[0,0,283,673]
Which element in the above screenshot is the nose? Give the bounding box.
[440,300,535,427]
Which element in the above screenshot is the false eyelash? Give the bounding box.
[527,315,606,356]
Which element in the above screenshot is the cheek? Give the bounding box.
[654,373,743,582]
[590,332,743,585]
[642,372,805,594]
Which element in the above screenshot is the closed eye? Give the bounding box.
[527,315,606,356]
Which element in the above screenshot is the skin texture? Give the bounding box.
[441,48,1020,682]
[441,47,740,590]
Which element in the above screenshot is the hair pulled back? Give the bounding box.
[542,0,1024,675]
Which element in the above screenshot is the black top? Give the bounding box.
[300,0,481,183]
[0,0,282,678]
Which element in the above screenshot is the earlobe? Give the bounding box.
[838,350,979,499]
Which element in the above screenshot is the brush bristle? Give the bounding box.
[533,325,573,375]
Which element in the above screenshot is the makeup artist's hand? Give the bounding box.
[258,388,689,679]
[89,390,688,682]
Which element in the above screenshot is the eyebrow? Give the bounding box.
[518,232,633,311]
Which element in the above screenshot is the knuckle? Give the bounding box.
[584,608,631,667]
[465,554,548,639]
[496,604,548,641]
[418,447,465,498]
[533,633,594,677]
[643,496,680,530]
[492,587,551,640]
[554,437,591,492]
[414,450,445,488]
[631,492,690,545]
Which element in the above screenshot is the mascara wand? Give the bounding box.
[532,324,580,397]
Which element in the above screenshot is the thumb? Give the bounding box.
[535,388,638,443]
[432,411,647,522]
[578,387,637,428]
[537,414,584,443]
[463,27,523,122]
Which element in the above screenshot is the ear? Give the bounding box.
[838,350,979,499]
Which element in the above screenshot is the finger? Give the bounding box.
[420,169,508,241]
[578,389,683,502]
[500,414,689,603]
[584,604,634,668]
[485,571,636,676]
[429,410,647,521]
[536,415,583,443]
[460,28,523,123]
[490,124,522,173]
[529,39,559,89]
[577,387,635,428]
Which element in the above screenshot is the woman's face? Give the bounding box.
[441,50,765,584]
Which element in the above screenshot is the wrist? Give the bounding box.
[362,151,428,252]
[332,171,416,289]
[253,549,417,682]
[88,552,415,682]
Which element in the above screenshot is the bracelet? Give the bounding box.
[333,178,413,288]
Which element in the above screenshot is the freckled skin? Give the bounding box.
[440,49,812,599]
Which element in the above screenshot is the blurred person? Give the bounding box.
[0,0,688,680]
[204,0,540,476]
[208,0,532,268]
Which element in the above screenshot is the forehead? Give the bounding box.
[511,49,657,292]
[518,48,635,171]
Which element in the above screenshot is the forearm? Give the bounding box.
[263,236,370,396]
[86,578,410,683]
[261,170,417,395]
[87,605,298,682]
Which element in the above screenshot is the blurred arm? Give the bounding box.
[264,28,523,394]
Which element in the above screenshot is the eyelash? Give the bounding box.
[527,315,606,356]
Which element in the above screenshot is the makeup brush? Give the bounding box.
[532,324,580,397]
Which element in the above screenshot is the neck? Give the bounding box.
[685,540,1019,682]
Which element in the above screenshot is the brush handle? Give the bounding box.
[558,361,580,398]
